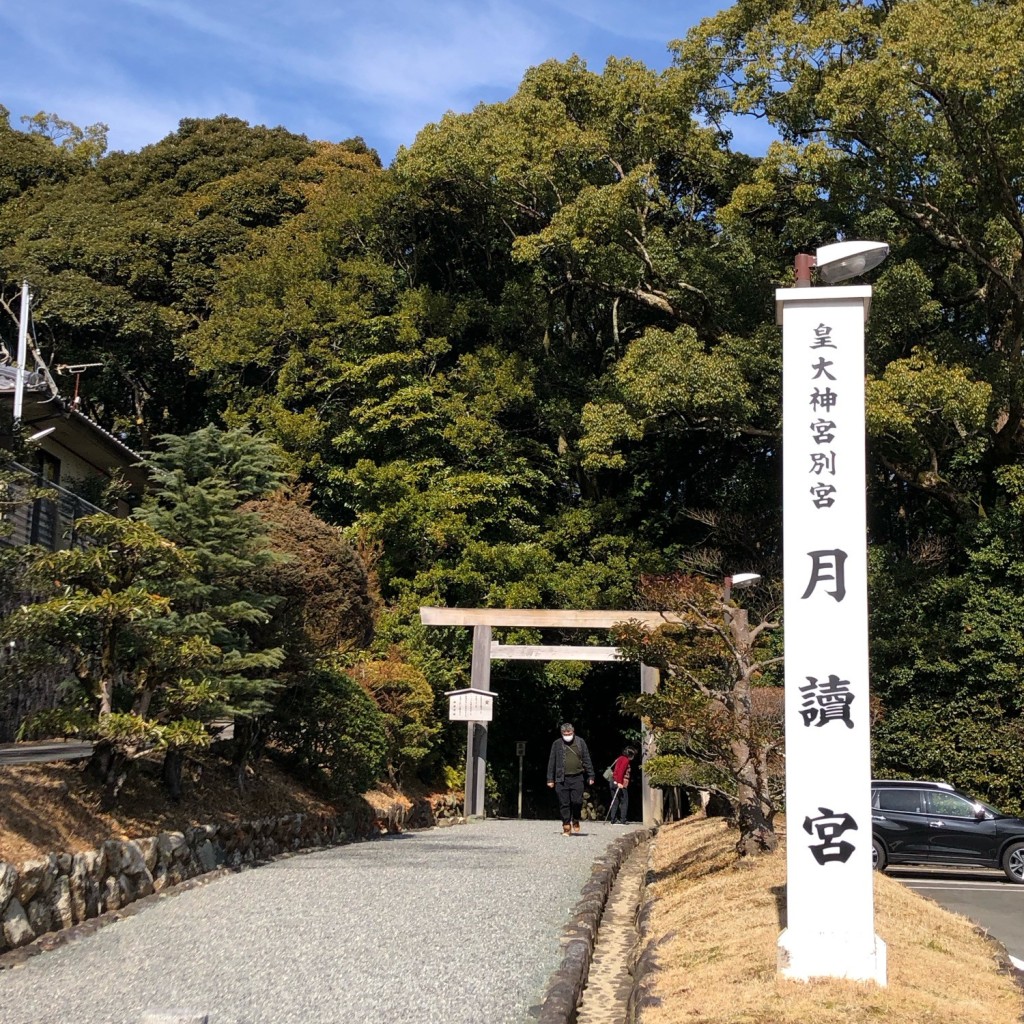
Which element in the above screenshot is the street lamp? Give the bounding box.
[794,241,889,287]
[724,572,761,605]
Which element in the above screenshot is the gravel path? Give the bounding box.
[0,819,642,1024]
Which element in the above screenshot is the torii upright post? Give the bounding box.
[640,663,663,827]
[464,625,491,819]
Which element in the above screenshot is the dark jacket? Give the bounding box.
[547,735,595,783]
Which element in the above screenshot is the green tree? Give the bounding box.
[20,112,108,164]
[349,650,439,787]
[269,663,388,797]
[240,491,376,663]
[0,106,98,206]
[193,56,782,616]
[676,0,1024,499]
[0,116,322,443]
[870,465,1024,811]
[615,573,783,854]
[1,515,221,807]
[673,0,1024,803]
[138,425,291,790]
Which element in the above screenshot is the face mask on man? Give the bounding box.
[562,733,574,743]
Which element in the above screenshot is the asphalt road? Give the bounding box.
[887,865,1024,967]
[0,818,641,1024]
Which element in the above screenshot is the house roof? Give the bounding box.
[1,386,146,495]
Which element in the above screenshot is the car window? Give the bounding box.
[925,791,977,818]
[875,789,923,813]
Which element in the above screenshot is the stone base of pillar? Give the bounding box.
[776,928,887,985]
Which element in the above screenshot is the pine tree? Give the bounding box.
[4,514,219,807]
[138,425,291,792]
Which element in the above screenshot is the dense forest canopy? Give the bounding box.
[1,0,1022,813]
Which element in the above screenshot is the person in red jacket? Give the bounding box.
[608,746,636,824]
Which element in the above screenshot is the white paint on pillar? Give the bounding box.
[775,285,886,984]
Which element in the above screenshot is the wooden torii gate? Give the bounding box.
[419,607,675,826]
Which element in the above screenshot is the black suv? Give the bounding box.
[872,779,1024,883]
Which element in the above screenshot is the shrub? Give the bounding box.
[270,664,388,795]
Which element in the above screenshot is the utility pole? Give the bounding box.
[13,281,31,427]
[516,741,525,818]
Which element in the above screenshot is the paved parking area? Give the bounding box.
[888,866,1024,967]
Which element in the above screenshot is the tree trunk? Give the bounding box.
[98,675,113,716]
[735,798,778,855]
[87,740,131,811]
[725,604,778,855]
[231,716,266,792]
[162,748,184,803]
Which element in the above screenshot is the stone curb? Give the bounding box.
[535,827,653,1024]
[626,836,659,1023]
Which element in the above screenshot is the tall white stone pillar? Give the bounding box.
[775,285,886,984]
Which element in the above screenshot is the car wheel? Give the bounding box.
[1001,842,1024,883]
[872,838,887,872]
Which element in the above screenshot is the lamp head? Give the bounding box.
[728,572,762,589]
[814,241,889,284]
[27,426,56,443]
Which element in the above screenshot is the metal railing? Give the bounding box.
[0,462,106,551]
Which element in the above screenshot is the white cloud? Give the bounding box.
[0,0,767,162]
[544,0,712,46]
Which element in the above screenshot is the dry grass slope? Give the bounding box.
[641,817,1024,1024]
[0,760,341,865]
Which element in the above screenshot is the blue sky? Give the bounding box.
[0,1,767,165]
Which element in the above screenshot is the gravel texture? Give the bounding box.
[0,818,643,1024]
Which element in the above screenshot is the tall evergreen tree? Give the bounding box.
[138,425,291,790]
[673,0,1024,799]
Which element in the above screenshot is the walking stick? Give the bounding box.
[606,785,621,823]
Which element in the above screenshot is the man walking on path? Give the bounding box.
[607,746,636,824]
[547,722,595,834]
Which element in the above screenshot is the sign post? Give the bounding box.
[516,740,526,818]
[13,281,31,426]
[775,283,886,984]
[446,683,496,819]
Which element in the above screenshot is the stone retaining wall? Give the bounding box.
[0,803,400,956]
